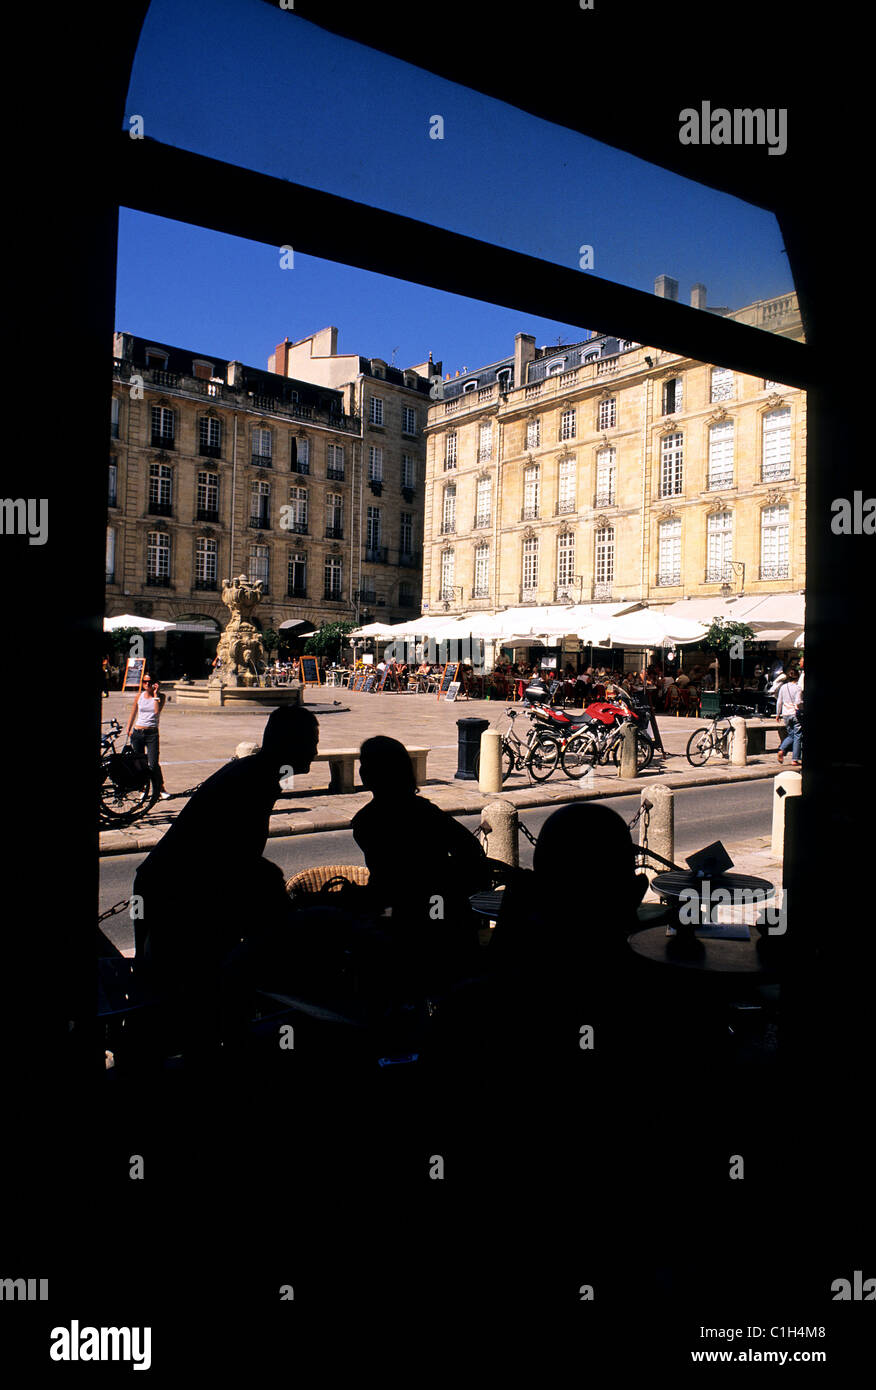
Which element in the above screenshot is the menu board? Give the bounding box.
[352,676,366,691]
[122,657,146,692]
[299,656,321,685]
[378,665,392,689]
[363,673,376,692]
[437,662,460,701]
[445,681,461,702]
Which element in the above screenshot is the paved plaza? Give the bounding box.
[100,686,788,866]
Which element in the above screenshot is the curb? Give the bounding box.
[99,763,783,857]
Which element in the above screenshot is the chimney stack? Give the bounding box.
[654,275,678,301]
[514,332,537,387]
[690,283,707,310]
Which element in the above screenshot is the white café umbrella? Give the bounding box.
[349,622,398,638]
[579,610,707,648]
[103,613,176,632]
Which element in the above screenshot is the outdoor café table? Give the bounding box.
[626,925,775,978]
[644,870,777,967]
[469,890,673,930]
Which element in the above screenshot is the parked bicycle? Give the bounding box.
[685,704,757,767]
[99,718,158,824]
[561,713,656,777]
[499,707,563,782]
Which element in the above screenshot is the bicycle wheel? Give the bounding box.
[561,731,598,778]
[99,757,156,822]
[611,730,654,771]
[526,735,560,782]
[501,742,516,782]
[686,728,714,767]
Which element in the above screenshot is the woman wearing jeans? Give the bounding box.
[775,669,802,766]
[125,673,170,799]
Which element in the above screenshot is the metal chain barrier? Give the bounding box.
[98,898,131,924]
[627,798,652,852]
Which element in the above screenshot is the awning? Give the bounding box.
[651,592,805,627]
[103,613,176,631]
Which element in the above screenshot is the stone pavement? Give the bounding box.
[100,686,789,866]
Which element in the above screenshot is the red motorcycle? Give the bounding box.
[522,680,655,774]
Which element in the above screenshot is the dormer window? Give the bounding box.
[463,380,477,393]
[145,348,168,368]
[497,370,512,393]
[192,359,214,380]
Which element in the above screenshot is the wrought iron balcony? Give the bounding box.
[369,479,383,495]
[151,434,174,449]
[656,571,682,586]
[591,581,613,601]
[521,506,539,521]
[196,508,219,523]
[145,574,172,587]
[704,565,732,583]
[290,459,310,475]
[556,499,577,514]
[323,587,344,601]
[443,458,457,471]
[707,473,733,490]
[286,585,307,599]
[251,453,272,468]
[147,501,173,517]
[761,462,791,483]
[249,516,272,530]
[366,547,388,564]
[593,492,616,507]
[474,514,491,529]
[759,563,790,580]
[194,578,218,591]
[324,524,344,539]
[283,520,308,535]
[554,584,576,601]
[199,443,222,459]
[326,467,345,482]
[440,521,456,535]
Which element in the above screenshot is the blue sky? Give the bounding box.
[117,0,794,376]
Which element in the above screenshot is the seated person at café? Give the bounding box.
[351,737,490,993]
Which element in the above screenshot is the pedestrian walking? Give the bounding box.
[125,672,170,799]
[775,668,802,765]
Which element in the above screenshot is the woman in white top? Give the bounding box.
[125,673,169,798]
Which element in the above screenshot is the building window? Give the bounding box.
[762,407,791,481]
[595,526,614,592]
[522,536,539,596]
[284,484,306,533]
[444,433,457,470]
[195,537,218,590]
[595,448,616,506]
[252,426,272,466]
[463,380,477,393]
[287,552,307,597]
[198,416,222,456]
[557,532,575,591]
[475,475,491,528]
[326,492,343,538]
[559,407,576,441]
[108,461,118,507]
[402,454,416,489]
[366,505,381,551]
[705,511,733,582]
[106,527,115,582]
[526,418,540,450]
[474,542,490,598]
[497,369,512,394]
[400,511,413,555]
[326,443,345,480]
[111,396,120,439]
[657,517,682,585]
[369,396,384,426]
[324,554,343,599]
[598,398,616,430]
[197,470,219,520]
[522,464,540,520]
[440,548,455,601]
[760,504,790,578]
[249,545,270,592]
[710,367,734,402]
[150,404,174,446]
[368,446,384,481]
[250,479,271,528]
[660,433,684,497]
[478,422,492,461]
[441,484,456,534]
[402,405,417,434]
[662,377,684,414]
[148,463,173,514]
[291,435,310,474]
[399,581,415,607]
[146,531,170,583]
[192,359,214,381]
[708,419,734,489]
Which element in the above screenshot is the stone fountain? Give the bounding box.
[173,574,302,708]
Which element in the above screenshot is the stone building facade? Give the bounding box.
[108,333,363,673]
[422,288,805,619]
[269,328,439,624]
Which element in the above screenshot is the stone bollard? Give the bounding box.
[771,770,802,859]
[642,785,674,875]
[729,716,748,766]
[478,728,504,794]
[235,741,259,759]
[480,799,519,869]
[618,722,638,778]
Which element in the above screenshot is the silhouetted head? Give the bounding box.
[359,736,417,798]
[533,804,647,923]
[261,704,319,772]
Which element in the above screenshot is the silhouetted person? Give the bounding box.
[351,736,489,996]
[133,704,319,1063]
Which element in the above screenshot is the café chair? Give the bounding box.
[285,864,370,897]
